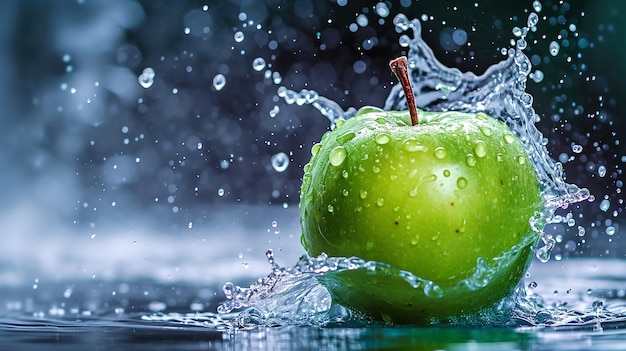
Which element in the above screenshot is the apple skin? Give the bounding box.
[300,106,543,323]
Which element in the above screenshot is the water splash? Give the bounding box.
[230,14,592,327]
[279,15,589,261]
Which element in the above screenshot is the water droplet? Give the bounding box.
[329,146,347,166]
[420,174,437,183]
[532,0,542,12]
[311,143,321,156]
[271,221,278,228]
[217,188,225,196]
[530,70,545,83]
[457,177,468,189]
[549,41,560,56]
[606,226,615,236]
[337,131,356,145]
[434,147,447,159]
[252,57,266,71]
[375,2,390,17]
[443,169,451,177]
[234,31,244,43]
[577,226,586,237]
[271,152,289,172]
[479,126,492,136]
[474,141,487,158]
[372,166,380,174]
[374,117,388,124]
[517,155,526,165]
[503,134,515,144]
[409,187,418,197]
[399,34,411,47]
[342,170,349,178]
[327,205,334,213]
[599,199,610,212]
[359,190,368,199]
[465,154,477,167]
[375,133,391,145]
[213,74,226,91]
[138,67,155,88]
[472,113,487,122]
[403,138,427,152]
[342,189,349,197]
[598,165,607,177]
[393,13,410,31]
[411,235,419,246]
[571,144,583,153]
[527,12,539,27]
[376,198,384,207]
[269,105,280,118]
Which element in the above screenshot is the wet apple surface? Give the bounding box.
[299,105,543,322]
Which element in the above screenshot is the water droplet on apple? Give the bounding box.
[411,235,419,246]
[503,134,515,144]
[457,177,468,189]
[474,141,487,158]
[475,112,489,121]
[517,155,526,165]
[376,198,384,207]
[327,204,334,213]
[424,282,444,298]
[403,138,427,152]
[420,174,437,183]
[341,170,349,178]
[434,147,447,159]
[466,154,477,167]
[329,146,347,166]
[342,189,349,197]
[372,166,380,174]
[358,106,384,114]
[431,233,440,241]
[443,169,451,177]
[375,133,391,145]
[311,143,321,156]
[359,190,368,199]
[409,187,418,197]
[375,117,388,124]
[496,153,503,162]
[479,126,493,136]
[337,131,356,144]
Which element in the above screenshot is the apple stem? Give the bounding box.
[389,56,418,126]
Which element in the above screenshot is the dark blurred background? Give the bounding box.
[0,0,624,258]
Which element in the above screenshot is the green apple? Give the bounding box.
[299,57,543,323]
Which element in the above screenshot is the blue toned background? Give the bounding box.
[0,0,623,291]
